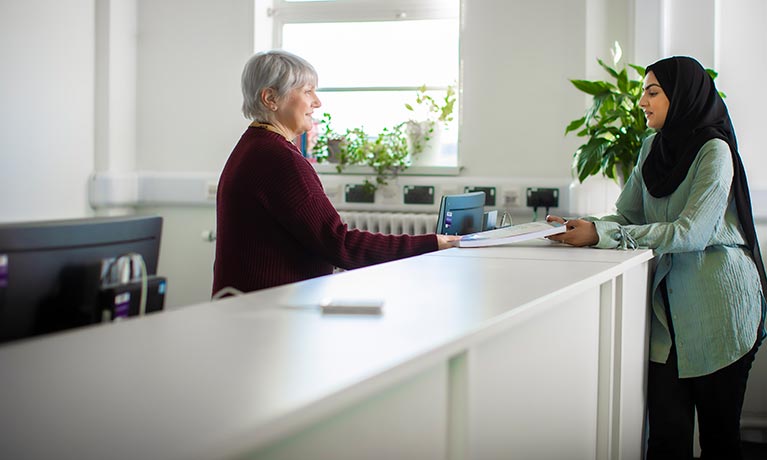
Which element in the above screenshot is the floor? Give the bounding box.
[742,440,767,459]
[691,441,767,459]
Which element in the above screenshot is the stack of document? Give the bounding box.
[458,221,565,248]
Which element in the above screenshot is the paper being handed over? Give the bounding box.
[457,221,565,248]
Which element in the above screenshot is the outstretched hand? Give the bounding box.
[546,215,599,247]
[436,234,462,250]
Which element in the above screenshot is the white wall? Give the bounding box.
[716,0,767,188]
[95,0,138,174]
[134,0,254,305]
[0,0,95,222]
[136,0,252,172]
[460,0,588,178]
[632,0,767,190]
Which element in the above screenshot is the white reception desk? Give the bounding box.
[0,241,653,460]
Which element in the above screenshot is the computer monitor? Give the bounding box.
[436,191,486,235]
[0,215,163,344]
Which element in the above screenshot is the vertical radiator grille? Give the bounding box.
[338,212,437,235]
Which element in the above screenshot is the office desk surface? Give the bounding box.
[430,238,652,263]
[0,245,653,460]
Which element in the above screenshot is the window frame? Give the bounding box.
[254,0,462,175]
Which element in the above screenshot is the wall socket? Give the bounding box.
[502,188,521,207]
[526,187,559,208]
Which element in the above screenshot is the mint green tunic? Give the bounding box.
[590,134,764,378]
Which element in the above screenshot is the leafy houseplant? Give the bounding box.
[312,113,410,194]
[565,46,651,185]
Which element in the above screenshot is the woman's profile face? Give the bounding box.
[274,83,322,138]
[639,71,670,130]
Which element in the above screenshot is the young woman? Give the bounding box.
[548,56,766,458]
[213,50,458,296]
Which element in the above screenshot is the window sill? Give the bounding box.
[312,163,462,176]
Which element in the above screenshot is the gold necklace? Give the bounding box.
[249,122,293,141]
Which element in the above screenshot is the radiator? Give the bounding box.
[338,211,438,235]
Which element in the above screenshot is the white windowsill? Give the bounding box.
[312,163,462,176]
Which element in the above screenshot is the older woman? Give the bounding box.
[213,50,458,295]
[548,56,766,458]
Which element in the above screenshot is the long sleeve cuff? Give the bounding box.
[594,221,639,250]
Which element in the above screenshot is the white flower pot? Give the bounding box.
[568,174,622,217]
[406,120,442,166]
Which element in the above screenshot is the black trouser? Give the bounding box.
[647,280,764,459]
[647,340,760,459]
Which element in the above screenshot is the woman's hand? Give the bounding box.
[546,215,599,247]
[436,234,462,250]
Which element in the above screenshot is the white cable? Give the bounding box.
[137,255,147,316]
[212,286,245,300]
[99,253,148,319]
[122,252,148,317]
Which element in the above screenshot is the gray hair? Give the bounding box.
[241,50,318,121]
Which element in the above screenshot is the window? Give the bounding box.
[256,0,460,167]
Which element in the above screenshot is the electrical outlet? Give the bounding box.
[345,184,375,203]
[403,185,435,205]
[526,187,559,209]
[465,186,497,206]
[502,188,521,207]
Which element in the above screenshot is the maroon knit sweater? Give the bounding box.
[212,127,438,294]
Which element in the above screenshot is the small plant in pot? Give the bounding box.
[404,84,456,165]
[312,113,410,194]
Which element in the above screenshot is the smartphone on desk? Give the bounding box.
[319,298,384,315]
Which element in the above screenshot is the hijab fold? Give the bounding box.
[642,56,767,298]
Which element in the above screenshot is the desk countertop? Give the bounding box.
[0,244,653,460]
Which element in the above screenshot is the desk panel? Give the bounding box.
[249,362,448,460]
[468,287,601,459]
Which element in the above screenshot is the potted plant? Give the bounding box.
[565,43,651,186]
[566,42,723,186]
[312,113,410,194]
[311,85,457,193]
[405,84,457,166]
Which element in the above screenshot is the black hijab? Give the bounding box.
[642,56,767,296]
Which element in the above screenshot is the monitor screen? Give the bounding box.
[436,191,486,235]
[0,215,163,344]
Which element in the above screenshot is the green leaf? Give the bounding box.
[575,137,608,182]
[627,79,643,95]
[585,93,609,123]
[617,68,629,93]
[597,59,620,79]
[628,64,646,78]
[570,79,613,96]
[565,117,586,134]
